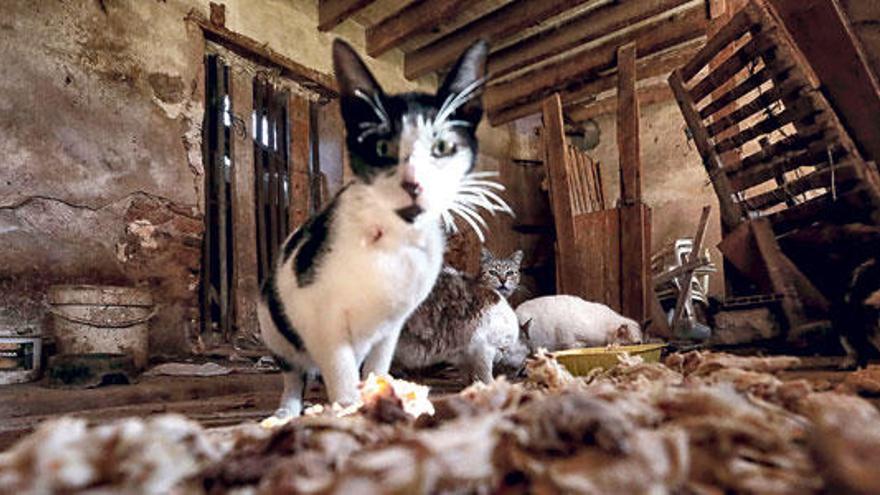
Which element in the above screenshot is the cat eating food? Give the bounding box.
[258,39,507,417]
[394,248,529,383]
[515,295,643,352]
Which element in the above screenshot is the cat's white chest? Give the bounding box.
[287,198,444,353]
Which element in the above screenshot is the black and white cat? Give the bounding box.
[258,39,506,417]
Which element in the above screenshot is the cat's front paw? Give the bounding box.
[260,408,296,429]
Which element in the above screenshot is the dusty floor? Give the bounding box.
[0,363,470,451]
[0,354,872,452]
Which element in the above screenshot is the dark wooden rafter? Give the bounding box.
[487,0,693,81]
[568,83,674,122]
[318,0,377,32]
[486,4,708,125]
[491,39,703,125]
[404,0,594,80]
[366,0,471,57]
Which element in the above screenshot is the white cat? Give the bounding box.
[515,295,643,352]
[258,39,507,417]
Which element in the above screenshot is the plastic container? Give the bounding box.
[48,285,154,369]
[0,336,42,384]
[553,343,667,376]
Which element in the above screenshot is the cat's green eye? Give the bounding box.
[431,138,456,158]
[375,139,392,157]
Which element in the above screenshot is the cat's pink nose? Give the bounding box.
[401,180,422,200]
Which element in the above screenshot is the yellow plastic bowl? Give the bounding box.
[553,343,667,376]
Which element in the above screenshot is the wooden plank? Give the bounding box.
[492,40,703,125]
[266,84,280,267]
[671,205,711,325]
[669,69,744,229]
[216,63,230,339]
[729,136,843,191]
[698,62,793,119]
[689,30,778,103]
[767,0,880,163]
[705,75,805,137]
[186,11,337,100]
[289,95,311,231]
[619,203,651,323]
[680,5,755,81]
[253,81,270,283]
[542,94,577,295]
[713,100,820,154]
[568,83,673,123]
[200,55,219,335]
[742,161,860,211]
[485,5,708,122]
[594,160,606,209]
[365,0,471,57]
[318,0,377,32]
[573,210,621,311]
[404,0,592,80]
[486,0,693,80]
[750,218,828,340]
[230,64,260,341]
[617,43,642,205]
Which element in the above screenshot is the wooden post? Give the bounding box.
[617,43,641,206]
[616,42,650,324]
[230,66,260,341]
[542,93,577,295]
[289,95,312,231]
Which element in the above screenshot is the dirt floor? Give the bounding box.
[0,363,471,451]
[0,354,871,452]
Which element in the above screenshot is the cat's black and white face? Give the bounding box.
[479,248,523,298]
[333,39,489,224]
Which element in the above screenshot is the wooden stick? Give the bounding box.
[671,205,712,325]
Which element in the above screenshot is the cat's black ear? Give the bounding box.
[437,39,489,127]
[480,246,493,264]
[510,250,524,265]
[333,39,387,128]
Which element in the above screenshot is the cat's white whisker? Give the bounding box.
[454,202,489,228]
[354,89,391,143]
[460,180,506,191]
[450,208,486,242]
[465,171,500,179]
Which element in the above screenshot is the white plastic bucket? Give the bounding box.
[49,285,154,369]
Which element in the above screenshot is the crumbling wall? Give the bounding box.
[0,0,206,354]
[0,0,439,356]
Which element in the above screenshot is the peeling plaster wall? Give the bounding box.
[0,0,449,356]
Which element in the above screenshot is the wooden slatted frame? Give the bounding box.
[669,0,875,232]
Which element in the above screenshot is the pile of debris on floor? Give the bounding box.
[2,351,880,495]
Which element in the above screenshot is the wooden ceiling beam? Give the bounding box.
[493,38,705,125]
[318,0,377,32]
[488,40,702,125]
[366,0,471,57]
[403,0,594,80]
[567,82,674,121]
[486,7,708,125]
[488,0,693,81]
